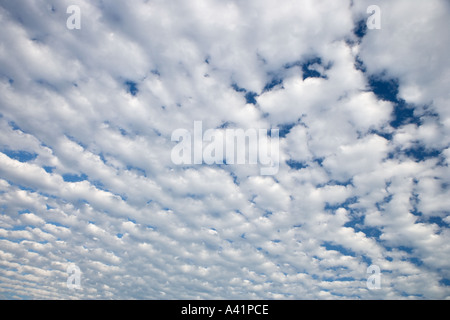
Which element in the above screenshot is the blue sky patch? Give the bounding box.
[124,80,138,96]
[286,160,308,170]
[278,122,297,138]
[62,173,88,182]
[263,77,283,92]
[322,241,356,257]
[2,149,37,162]
[43,166,54,173]
[353,19,367,39]
[231,83,258,104]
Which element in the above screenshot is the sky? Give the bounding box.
[0,0,449,300]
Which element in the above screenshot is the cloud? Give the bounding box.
[0,0,449,299]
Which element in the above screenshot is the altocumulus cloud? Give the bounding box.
[0,0,449,299]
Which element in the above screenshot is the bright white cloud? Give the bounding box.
[0,0,449,299]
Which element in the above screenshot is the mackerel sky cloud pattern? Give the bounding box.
[0,0,449,299]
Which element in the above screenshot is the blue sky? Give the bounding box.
[0,0,449,299]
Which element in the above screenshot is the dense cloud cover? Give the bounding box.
[0,0,449,299]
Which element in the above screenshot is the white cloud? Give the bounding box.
[0,0,449,300]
